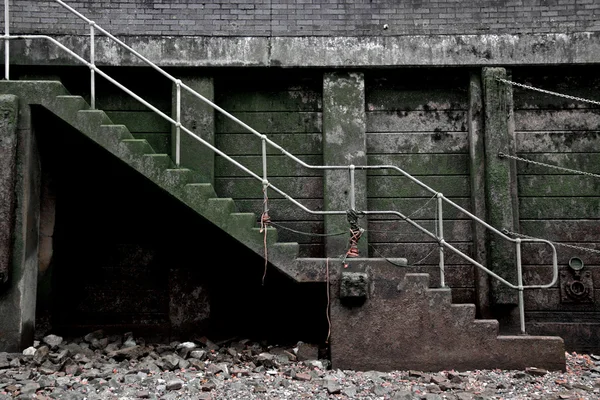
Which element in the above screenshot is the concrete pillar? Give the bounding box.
[482,67,520,309]
[172,76,215,184]
[0,95,18,286]
[468,72,491,319]
[322,72,368,258]
[0,94,41,351]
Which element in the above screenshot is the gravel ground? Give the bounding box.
[1,331,599,400]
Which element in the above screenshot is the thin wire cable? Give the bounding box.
[499,152,600,179]
[368,244,408,268]
[269,221,346,237]
[503,229,600,255]
[497,78,600,107]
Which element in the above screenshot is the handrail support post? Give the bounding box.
[175,80,181,167]
[349,165,356,211]
[515,238,526,334]
[4,0,9,80]
[437,193,445,288]
[89,21,95,109]
[261,135,269,215]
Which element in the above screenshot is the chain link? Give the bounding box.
[503,229,600,255]
[496,78,600,107]
[498,152,600,179]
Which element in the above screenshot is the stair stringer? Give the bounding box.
[330,265,566,372]
[0,80,325,282]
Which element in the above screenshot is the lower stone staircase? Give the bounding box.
[331,264,566,372]
[0,80,566,371]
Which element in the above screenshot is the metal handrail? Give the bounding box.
[2,0,558,334]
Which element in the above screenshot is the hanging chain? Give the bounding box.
[498,152,600,179]
[502,229,600,255]
[496,78,600,107]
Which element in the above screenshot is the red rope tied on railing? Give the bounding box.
[346,227,362,258]
[343,209,364,268]
[260,187,270,285]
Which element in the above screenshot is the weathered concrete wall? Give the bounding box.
[6,1,600,36]
[510,66,600,353]
[323,72,368,258]
[365,69,475,304]
[482,67,519,311]
[172,76,215,183]
[7,33,600,68]
[0,94,40,352]
[0,95,18,286]
[467,72,491,319]
[213,70,324,257]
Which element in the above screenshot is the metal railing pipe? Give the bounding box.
[349,165,356,210]
[437,193,445,288]
[4,0,9,80]
[261,135,269,215]
[515,238,526,334]
[89,21,95,109]
[175,80,181,167]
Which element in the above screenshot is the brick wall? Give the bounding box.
[5,0,600,37]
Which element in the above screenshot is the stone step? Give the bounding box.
[250,227,279,246]
[53,95,90,115]
[426,288,453,309]
[270,242,301,263]
[97,125,134,143]
[142,154,174,170]
[471,319,500,336]
[400,273,430,292]
[120,139,155,157]
[204,198,237,227]
[450,303,476,323]
[183,183,219,215]
[152,168,195,199]
[75,109,112,134]
[229,212,258,231]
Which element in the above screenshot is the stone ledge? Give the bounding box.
[4,32,600,68]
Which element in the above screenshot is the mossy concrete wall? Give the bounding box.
[171,76,215,183]
[482,67,519,310]
[0,95,18,286]
[213,71,325,257]
[0,94,40,352]
[510,67,600,353]
[323,72,368,258]
[468,72,491,319]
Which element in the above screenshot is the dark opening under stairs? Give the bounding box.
[0,80,566,372]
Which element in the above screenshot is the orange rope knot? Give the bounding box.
[345,209,364,258]
[346,227,363,258]
[261,211,271,226]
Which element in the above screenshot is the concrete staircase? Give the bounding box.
[0,80,321,282]
[331,266,566,372]
[0,80,566,371]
